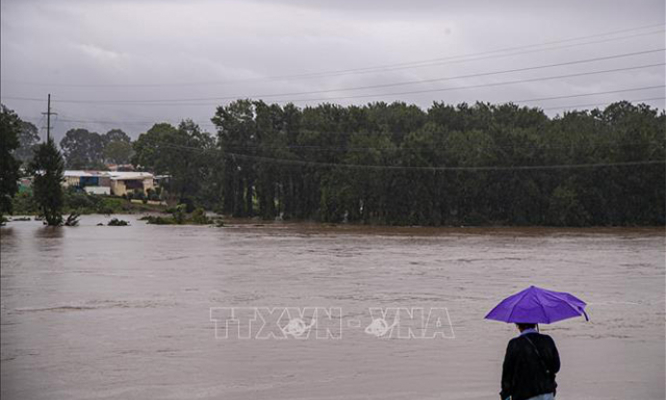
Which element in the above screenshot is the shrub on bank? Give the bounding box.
[141,205,221,226]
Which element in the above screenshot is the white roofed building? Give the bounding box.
[108,172,155,197]
[61,170,156,196]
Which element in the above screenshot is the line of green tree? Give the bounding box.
[2,100,664,226]
[59,128,133,169]
[6,120,134,170]
[132,100,665,226]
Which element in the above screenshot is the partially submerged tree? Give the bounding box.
[29,138,65,226]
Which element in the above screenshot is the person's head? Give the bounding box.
[515,323,537,332]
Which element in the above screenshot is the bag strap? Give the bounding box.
[523,334,551,375]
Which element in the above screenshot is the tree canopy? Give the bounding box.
[59,128,134,168]
[208,100,664,226]
[103,129,133,164]
[8,99,664,227]
[60,128,106,169]
[133,120,217,208]
[0,104,23,220]
[13,120,40,166]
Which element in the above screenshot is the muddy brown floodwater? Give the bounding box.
[1,216,664,400]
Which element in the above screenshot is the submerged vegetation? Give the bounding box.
[141,206,221,225]
[107,218,130,226]
[64,212,80,226]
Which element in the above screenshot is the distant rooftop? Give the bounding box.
[64,170,154,180]
[108,172,154,180]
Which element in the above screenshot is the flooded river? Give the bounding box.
[1,216,664,400]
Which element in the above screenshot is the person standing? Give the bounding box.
[500,323,561,400]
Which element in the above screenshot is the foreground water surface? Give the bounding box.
[1,216,664,400]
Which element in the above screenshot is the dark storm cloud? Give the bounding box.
[1,0,664,141]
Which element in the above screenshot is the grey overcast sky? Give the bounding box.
[1,0,664,141]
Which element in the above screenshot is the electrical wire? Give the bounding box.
[541,96,665,111]
[270,63,666,105]
[148,140,666,172]
[20,88,665,132]
[2,23,663,88]
[3,49,664,104]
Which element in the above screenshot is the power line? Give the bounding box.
[541,96,665,111]
[22,115,214,128]
[276,29,665,80]
[222,140,664,153]
[512,85,665,104]
[273,63,666,105]
[149,140,666,171]
[230,154,666,172]
[68,49,666,102]
[3,49,664,104]
[38,119,663,152]
[20,85,665,129]
[58,116,201,126]
[267,24,665,78]
[2,23,663,88]
[3,63,664,108]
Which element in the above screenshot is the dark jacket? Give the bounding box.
[500,332,560,400]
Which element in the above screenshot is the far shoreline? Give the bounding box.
[4,213,664,236]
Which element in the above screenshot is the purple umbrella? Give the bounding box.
[485,285,589,324]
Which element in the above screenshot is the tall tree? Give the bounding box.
[210,100,664,226]
[212,100,259,217]
[13,121,40,166]
[104,140,133,164]
[0,104,23,221]
[133,121,216,207]
[29,138,65,226]
[102,128,133,164]
[103,129,131,144]
[60,128,105,169]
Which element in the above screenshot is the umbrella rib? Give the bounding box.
[506,289,531,323]
[544,291,586,322]
[561,299,587,321]
[536,295,550,324]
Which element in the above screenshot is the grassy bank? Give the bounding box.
[12,190,167,215]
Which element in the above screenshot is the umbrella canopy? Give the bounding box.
[485,285,588,324]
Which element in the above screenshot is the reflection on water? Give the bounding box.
[1,216,664,400]
[0,226,15,241]
[33,226,65,239]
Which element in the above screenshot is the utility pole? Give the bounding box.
[42,94,57,142]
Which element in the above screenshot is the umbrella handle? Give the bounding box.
[582,310,589,321]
